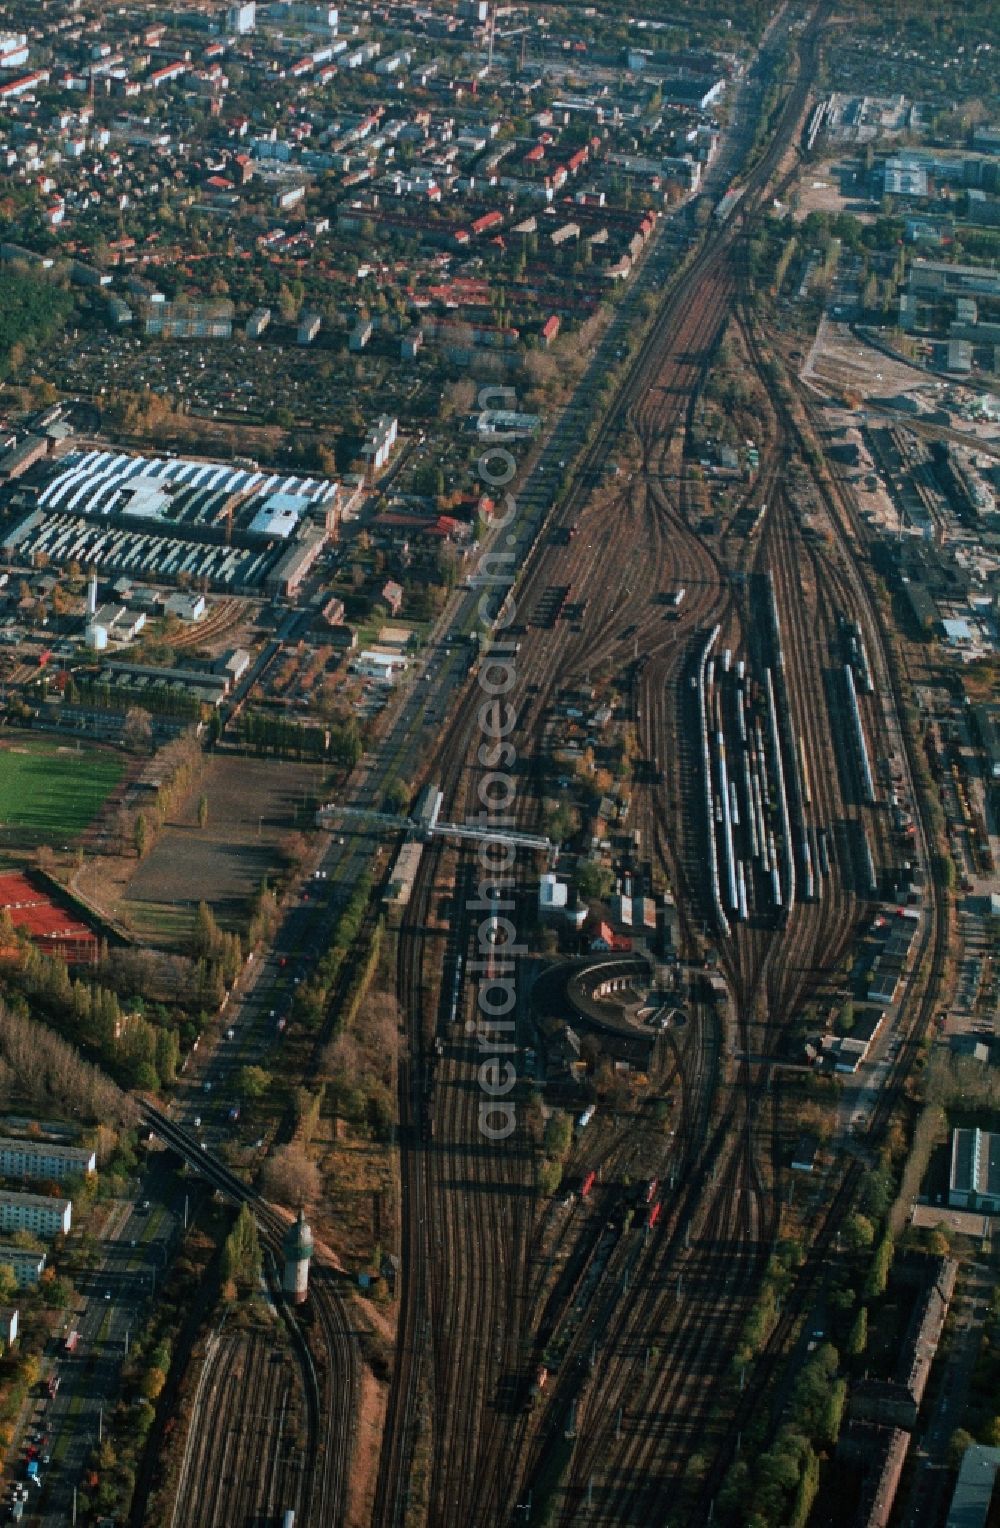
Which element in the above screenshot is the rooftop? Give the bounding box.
[946,1445,1000,1528]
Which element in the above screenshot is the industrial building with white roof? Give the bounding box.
[2,448,341,592]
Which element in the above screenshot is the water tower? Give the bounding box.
[282,1207,313,1304]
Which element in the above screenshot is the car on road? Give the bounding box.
[104,1291,111,1300]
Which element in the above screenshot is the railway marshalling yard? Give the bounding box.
[184,9,965,1526]
[2,4,999,1528]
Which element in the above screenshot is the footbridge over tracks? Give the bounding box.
[316,782,554,857]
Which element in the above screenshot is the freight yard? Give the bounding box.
[0,1,999,1527]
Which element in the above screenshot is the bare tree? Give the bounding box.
[441,377,477,418]
[0,1002,134,1125]
[34,845,56,875]
[322,1030,363,1079]
[261,1143,321,1208]
[123,707,153,754]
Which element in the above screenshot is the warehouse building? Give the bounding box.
[90,603,147,645]
[102,661,230,707]
[30,451,339,533]
[0,1190,72,1237]
[163,592,206,622]
[3,512,279,592]
[4,449,340,593]
[945,1444,1000,1528]
[0,434,49,480]
[909,259,1000,299]
[949,1127,1000,1213]
[0,1136,96,1182]
[354,648,408,682]
[264,529,328,597]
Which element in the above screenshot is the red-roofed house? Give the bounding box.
[148,60,187,88]
[471,210,504,236]
[0,69,50,99]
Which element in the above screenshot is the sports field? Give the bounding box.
[0,738,125,844]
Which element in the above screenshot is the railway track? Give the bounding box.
[139,1102,357,1528]
[366,3,947,1523]
[142,1,947,1520]
[675,114,949,1528]
[170,1328,306,1528]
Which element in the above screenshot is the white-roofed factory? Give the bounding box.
[2,448,342,592]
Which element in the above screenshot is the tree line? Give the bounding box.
[0,998,133,1125]
[237,710,363,765]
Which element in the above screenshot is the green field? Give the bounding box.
[0,738,124,844]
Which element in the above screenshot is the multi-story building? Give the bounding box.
[361,415,398,472]
[297,311,321,345]
[0,1136,95,1182]
[0,1191,72,1237]
[262,3,338,31]
[0,1243,46,1288]
[247,306,271,339]
[0,33,30,69]
[227,1,257,33]
[141,300,234,339]
[0,1307,18,1351]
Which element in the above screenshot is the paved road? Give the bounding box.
[23,1162,179,1528]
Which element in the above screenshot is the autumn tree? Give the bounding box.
[237,1065,270,1101]
[262,1143,321,1208]
[123,707,153,753]
[222,1203,261,1295]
